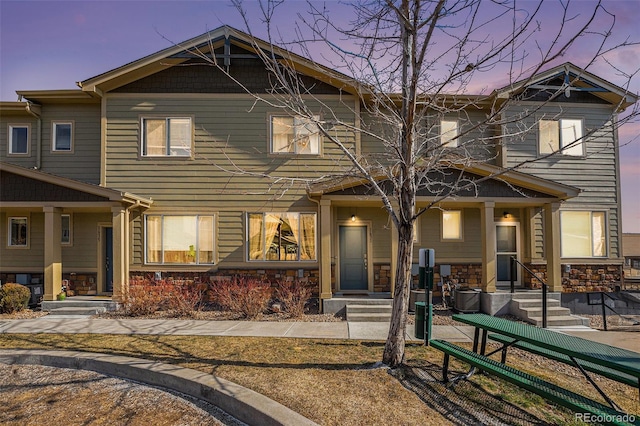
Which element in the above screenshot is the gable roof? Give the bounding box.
[493,62,638,111]
[308,162,580,201]
[0,162,152,207]
[77,25,360,97]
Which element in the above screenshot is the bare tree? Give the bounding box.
[189,0,638,367]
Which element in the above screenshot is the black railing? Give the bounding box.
[510,256,548,328]
[587,291,640,331]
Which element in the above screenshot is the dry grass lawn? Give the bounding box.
[0,334,638,425]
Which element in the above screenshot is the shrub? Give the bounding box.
[122,279,172,316]
[0,283,31,314]
[275,280,312,318]
[210,276,272,319]
[166,283,206,317]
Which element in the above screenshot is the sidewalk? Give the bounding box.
[1,316,638,353]
[0,316,476,343]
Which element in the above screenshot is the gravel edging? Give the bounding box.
[0,349,319,426]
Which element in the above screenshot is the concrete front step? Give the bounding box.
[41,299,118,312]
[512,298,561,308]
[346,304,392,322]
[48,306,107,316]
[526,315,590,327]
[515,306,572,318]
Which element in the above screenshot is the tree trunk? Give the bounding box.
[382,223,414,367]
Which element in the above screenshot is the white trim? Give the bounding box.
[496,221,521,287]
[8,123,30,156]
[51,121,74,153]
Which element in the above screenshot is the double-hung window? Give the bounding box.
[440,120,459,148]
[248,212,317,261]
[8,217,28,247]
[442,210,462,240]
[142,117,192,157]
[9,124,29,155]
[52,122,73,152]
[560,211,606,257]
[145,215,214,264]
[539,118,584,156]
[270,115,320,154]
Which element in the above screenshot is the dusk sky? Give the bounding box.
[1,0,639,232]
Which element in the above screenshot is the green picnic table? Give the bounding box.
[429,313,640,426]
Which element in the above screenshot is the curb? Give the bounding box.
[0,349,318,426]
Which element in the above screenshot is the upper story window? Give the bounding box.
[440,120,459,148]
[145,214,215,264]
[270,115,320,154]
[52,122,73,152]
[248,212,317,261]
[442,210,462,240]
[560,211,606,257]
[8,124,29,155]
[8,217,28,247]
[539,118,584,156]
[142,117,192,157]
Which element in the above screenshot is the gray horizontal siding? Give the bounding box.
[0,113,38,169]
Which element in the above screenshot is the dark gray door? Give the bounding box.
[339,226,368,290]
[105,227,113,293]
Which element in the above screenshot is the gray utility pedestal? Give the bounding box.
[453,289,480,313]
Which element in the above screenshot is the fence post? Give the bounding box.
[601,292,608,331]
[510,256,515,294]
[542,282,548,329]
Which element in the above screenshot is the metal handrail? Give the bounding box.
[587,291,640,331]
[510,256,548,328]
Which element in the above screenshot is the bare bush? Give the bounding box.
[210,276,272,319]
[275,280,312,318]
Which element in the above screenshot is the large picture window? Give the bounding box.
[145,215,214,264]
[539,118,584,156]
[560,211,606,257]
[248,213,316,261]
[142,117,192,157]
[9,124,29,155]
[8,217,28,247]
[270,115,320,154]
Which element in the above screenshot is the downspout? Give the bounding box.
[25,101,42,169]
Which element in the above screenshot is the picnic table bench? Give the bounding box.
[430,313,640,426]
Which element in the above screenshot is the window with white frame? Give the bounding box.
[145,215,214,264]
[52,122,73,152]
[8,217,28,247]
[61,214,71,245]
[248,212,317,261]
[270,115,320,154]
[440,120,459,148]
[560,211,606,257]
[141,117,192,157]
[539,118,584,156]
[442,210,462,240]
[9,124,29,155]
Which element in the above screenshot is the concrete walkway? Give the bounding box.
[1,315,638,353]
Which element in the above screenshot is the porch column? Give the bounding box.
[111,206,129,302]
[480,202,497,293]
[43,207,62,301]
[319,200,333,301]
[390,222,398,295]
[544,202,562,292]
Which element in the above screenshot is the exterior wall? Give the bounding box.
[0,102,102,184]
[523,263,622,292]
[0,211,110,273]
[0,109,38,168]
[503,102,621,261]
[106,93,356,272]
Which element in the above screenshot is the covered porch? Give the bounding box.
[309,165,580,313]
[0,162,152,302]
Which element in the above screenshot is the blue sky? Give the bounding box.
[1,0,638,232]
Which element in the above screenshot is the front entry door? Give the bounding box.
[104,227,113,293]
[339,226,368,290]
[496,222,520,287]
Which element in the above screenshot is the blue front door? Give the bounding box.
[339,225,368,290]
[105,227,113,293]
